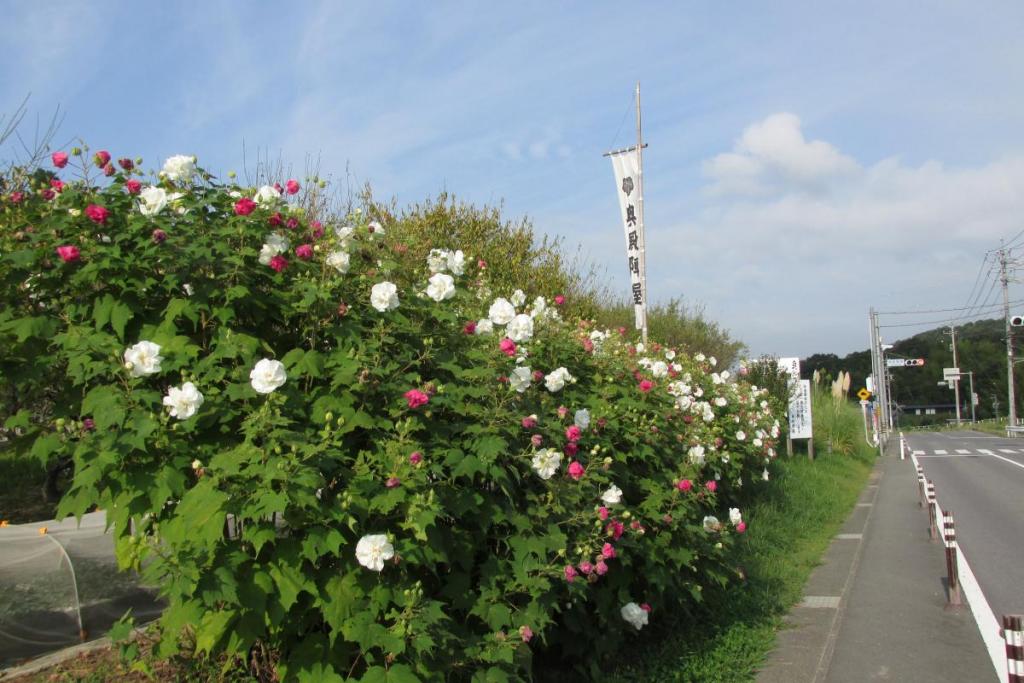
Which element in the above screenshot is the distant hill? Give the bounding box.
[802,318,1017,421]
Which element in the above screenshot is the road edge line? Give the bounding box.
[956,546,1007,682]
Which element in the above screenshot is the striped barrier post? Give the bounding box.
[942,509,961,606]
[1003,615,1023,683]
[916,464,926,507]
[899,432,906,460]
[926,480,938,540]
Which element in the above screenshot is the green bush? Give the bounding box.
[1,148,784,681]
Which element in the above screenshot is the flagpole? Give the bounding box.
[635,81,649,344]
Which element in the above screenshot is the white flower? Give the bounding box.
[162,155,196,182]
[736,430,746,441]
[665,349,676,361]
[163,382,204,420]
[709,356,718,367]
[191,459,203,470]
[427,248,449,273]
[68,208,81,217]
[531,448,562,480]
[137,186,169,216]
[250,358,287,394]
[370,281,400,312]
[763,468,770,481]
[621,602,648,630]
[703,515,721,532]
[326,250,350,273]
[753,437,763,447]
[475,318,494,335]
[355,533,394,572]
[651,361,669,378]
[695,353,706,362]
[544,367,573,392]
[368,220,384,236]
[334,225,355,248]
[258,233,290,265]
[574,409,591,429]
[425,273,456,302]
[511,289,527,307]
[124,341,163,377]
[688,445,706,466]
[183,283,194,296]
[506,314,534,342]
[720,370,730,380]
[601,485,623,505]
[729,508,743,526]
[715,397,728,407]
[254,184,281,205]
[636,343,645,353]
[509,366,532,393]
[447,249,465,275]
[488,298,516,325]
[530,296,547,318]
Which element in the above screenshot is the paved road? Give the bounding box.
[906,430,1024,619]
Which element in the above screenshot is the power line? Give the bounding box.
[878,300,1024,329]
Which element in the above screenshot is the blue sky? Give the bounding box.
[4,2,1024,357]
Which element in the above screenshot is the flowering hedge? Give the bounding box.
[0,149,784,681]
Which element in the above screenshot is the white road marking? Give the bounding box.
[917,454,978,458]
[978,449,994,455]
[955,449,971,454]
[913,450,925,456]
[999,449,1017,454]
[954,534,1008,681]
[989,452,1024,470]
[933,449,948,455]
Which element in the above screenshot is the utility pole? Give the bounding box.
[1000,243,1017,426]
[946,326,962,423]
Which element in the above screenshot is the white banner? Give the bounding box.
[609,149,646,331]
[788,379,813,439]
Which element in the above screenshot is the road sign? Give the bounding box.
[972,392,979,406]
[866,376,874,392]
[943,367,960,379]
[857,388,871,401]
[887,358,926,367]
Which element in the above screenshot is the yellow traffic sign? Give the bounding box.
[857,388,871,401]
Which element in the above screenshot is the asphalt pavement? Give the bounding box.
[757,438,997,682]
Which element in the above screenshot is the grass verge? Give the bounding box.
[607,410,875,682]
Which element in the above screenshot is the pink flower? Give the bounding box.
[404,389,430,409]
[532,370,544,382]
[530,434,543,447]
[521,415,538,429]
[602,542,616,559]
[118,157,133,171]
[567,461,585,480]
[557,405,569,419]
[285,179,300,195]
[409,451,423,465]
[9,191,24,204]
[640,603,652,612]
[268,212,283,227]
[477,259,488,269]
[736,521,747,533]
[639,379,654,393]
[234,197,256,215]
[274,182,283,194]
[102,162,115,177]
[295,243,313,260]
[706,481,717,493]
[286,217,299,230]
[41,189,55,201]
[386,476,401,488]
[617,326,627,336]
[598,506,609,520]
[582,337,594,353]
[51,151,69,168]
[564,565,577,583]
[595,560,608,575]
[50,179,64,192]
[579,561,593,575]
[81,418,95,431]
[269,255,288,272]
[630,520,642,531]
[565,425,582,443]
[125,179,142,194]
[677,479,693,492]
[499,338,516,357]
[56,245,80,263]
[607,520,624,540]
[554,295,565,306]
[519,625,533,643]
[93,150,111,168]
[152,229,167,244]
[85,204,109,225]
[311,221,324,239]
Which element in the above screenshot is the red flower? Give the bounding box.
[234,197,256,215]
[118,157,134,171]
[9,191,24,204]
[404,389,430,409]
[409,451,423,465]
[125,179,142,194]
[85,204,109,225]
[565,425,582,442]
[295,244,313,260]
[41,189,55,201]
[268,212,282,227]
[736,521,747,533]
[50,179,64,192]
[640,603,652,612]
[598,506,609,521]
[93,150,111,168]
[285,179,300,195]
[677,479,693,492]
[554,295,565,306]
[567,460,585,480]
[499,338,516,357]
[102,163,115,177]
[51,151,69,168]
[81,418,96,431]
[639,379,654,393]
[286,217,299,230]
[564,443,579,457]
[607,520,624,540]
[532,370,544,382]
[56,245,80,263]
[311,221,324,239]
[463,321,477,335]
[152,229,167,244]
[269,255,288,272]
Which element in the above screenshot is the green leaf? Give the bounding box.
[110,300,133,341]
[361,664,421,683]
[195,610,235,654]
[268,559,308,611]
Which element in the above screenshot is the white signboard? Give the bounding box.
[788,379,813,440]
[943,367,960,379]
[866,375,874,393]
[886,358,907,367]
[777,357,801,382]
[609,149,646,331]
